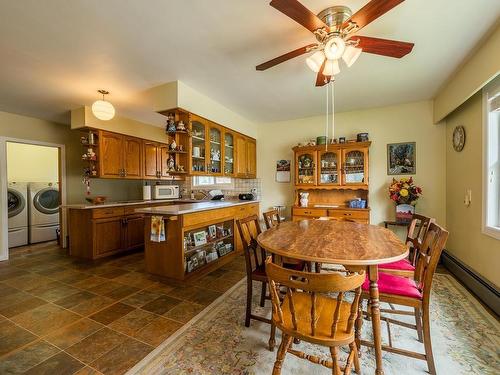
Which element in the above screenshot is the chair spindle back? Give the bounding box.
[406,214,434,264]
[263,209,282,229]
[265,257,365,339]
[236,215,266,277]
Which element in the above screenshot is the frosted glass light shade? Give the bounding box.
[92,100,115,121]
[306,50,325,73]
[342,45,362,67]
[323,59,340,76]
[324,37,346,60]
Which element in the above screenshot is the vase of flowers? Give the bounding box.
[389,177,422,223]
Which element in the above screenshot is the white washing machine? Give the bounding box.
[7,182,29,248]
[28,182,60,243]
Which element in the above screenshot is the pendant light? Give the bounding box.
[92,90,115,121]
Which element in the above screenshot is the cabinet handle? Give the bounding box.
[344,213,352,216]
[123,169,127,177]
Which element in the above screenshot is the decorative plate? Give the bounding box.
[452,126,465,152]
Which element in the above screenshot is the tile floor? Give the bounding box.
[0,241,246,374]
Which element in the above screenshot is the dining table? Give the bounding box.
[257,219,409,375]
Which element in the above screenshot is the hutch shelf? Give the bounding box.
[292,141,371,224]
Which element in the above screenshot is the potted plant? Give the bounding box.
[389,177,422,223]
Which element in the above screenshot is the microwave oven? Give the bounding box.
[152,185,179,200]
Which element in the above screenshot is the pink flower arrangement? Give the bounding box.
[389,177,422,205]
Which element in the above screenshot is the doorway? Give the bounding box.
[0,138,66,261]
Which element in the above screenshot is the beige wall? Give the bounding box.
[257,100,447,230]
[0,110,143,204]
[7,143,59,182]
[434,24,500,123]
[445,92,500,286]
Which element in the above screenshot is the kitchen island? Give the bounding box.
[136,201,259,281]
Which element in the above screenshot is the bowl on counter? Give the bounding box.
[85,196,107,205]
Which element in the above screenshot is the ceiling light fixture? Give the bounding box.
[323,59,340,76]
[342,45,363,67]
[92,90,115,121]
[305,50,325,73]
[324,36,345,60]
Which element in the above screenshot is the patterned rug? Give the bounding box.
[128,274,499,375]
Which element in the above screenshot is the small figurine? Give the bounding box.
[178,144,184,152]
[166,113,177,133]
[176,120,186,131]
[210,149,221,161]
[167,155,175,171]
[170,140,177,151]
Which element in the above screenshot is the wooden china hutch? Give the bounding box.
[292,141,371,223]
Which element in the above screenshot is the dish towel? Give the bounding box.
[150,216,166,242]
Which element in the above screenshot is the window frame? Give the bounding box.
[482,76,500,240]
[192,176,234,189]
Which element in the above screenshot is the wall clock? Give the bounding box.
[452,126,466,152]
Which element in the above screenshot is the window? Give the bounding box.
[192,176,233,188]
[483,76,500,239]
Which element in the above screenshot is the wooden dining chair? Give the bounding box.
[236,215,276,350]
[360,222,449,375]
[379,214,434,277]
[266,257,366,375]
[263,209,282,229]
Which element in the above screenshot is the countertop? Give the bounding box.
[135,200,258,216]
[64,199,200,210]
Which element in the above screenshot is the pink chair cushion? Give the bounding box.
[379,259,415,271]
[362,272,422,299]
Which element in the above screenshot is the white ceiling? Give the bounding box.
[0,0,499,125]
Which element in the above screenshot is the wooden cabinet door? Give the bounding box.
[235,135,248,177]
[207,122,223,175]
[158,144,171,178]
[318,149,340,186]
[341,147,369,187]
[93,217,124,256]
[100,131,123,178]
[190,115,208,175]
[246,138,256,178]
[223,130,235,176]
[143,141,159,179]
[125,215,145,249]
[123,136,143,178]
[295,150,317,186]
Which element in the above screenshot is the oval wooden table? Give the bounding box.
[257,219,409,375]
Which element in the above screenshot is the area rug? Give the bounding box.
[128,274,499,375]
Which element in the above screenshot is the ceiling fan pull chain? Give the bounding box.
[325,77,329,151]
[331,81,335,141]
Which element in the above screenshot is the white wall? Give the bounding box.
[257,100,447,227]
[7,142,59,182]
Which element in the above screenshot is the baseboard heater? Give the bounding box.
[441,250,499,316]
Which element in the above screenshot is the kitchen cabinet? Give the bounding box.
[295,149,317,187]
[143,141,160,179]
[99,131,143,179]
[124,215,145,249]
[235,135,256,178]
[94,217,123,256]
[318,149,341,186]
[223,130,235,177]
[342,147,369,187]
[207,122,223,175]
[190,115,208,174]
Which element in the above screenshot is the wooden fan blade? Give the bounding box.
[342,0,404,31]
[351,35,414,58]
[270,0,327,33]
[256,43,318,71]
[315,59,332,87]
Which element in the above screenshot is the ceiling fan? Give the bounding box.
[256,0,414,86]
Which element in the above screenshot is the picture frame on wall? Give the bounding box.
[387,142,416,175]
[276,159,291,182]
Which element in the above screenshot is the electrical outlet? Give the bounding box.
[464,189,472,207]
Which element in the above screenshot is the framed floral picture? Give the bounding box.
[387,142,416,175]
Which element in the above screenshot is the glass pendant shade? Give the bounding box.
[323,59,340,76]
[92,99,115,121]
[324,37,346,60]
[342,45,362,67]
[306,50,325,73]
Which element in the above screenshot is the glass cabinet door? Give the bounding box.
[191,119,207,173]
[319,150,340,185]
[208,124,222,175]
[342,149,367,185]
[296,151,317,185]
[223,131,235,176]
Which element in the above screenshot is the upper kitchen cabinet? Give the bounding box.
[208,122,223,175]
[295,149,317,187]
[341,146,369,188]
[190,114,208,175]
[235,135,257,179]
[223,130,235,177]
[99,131,142,179]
